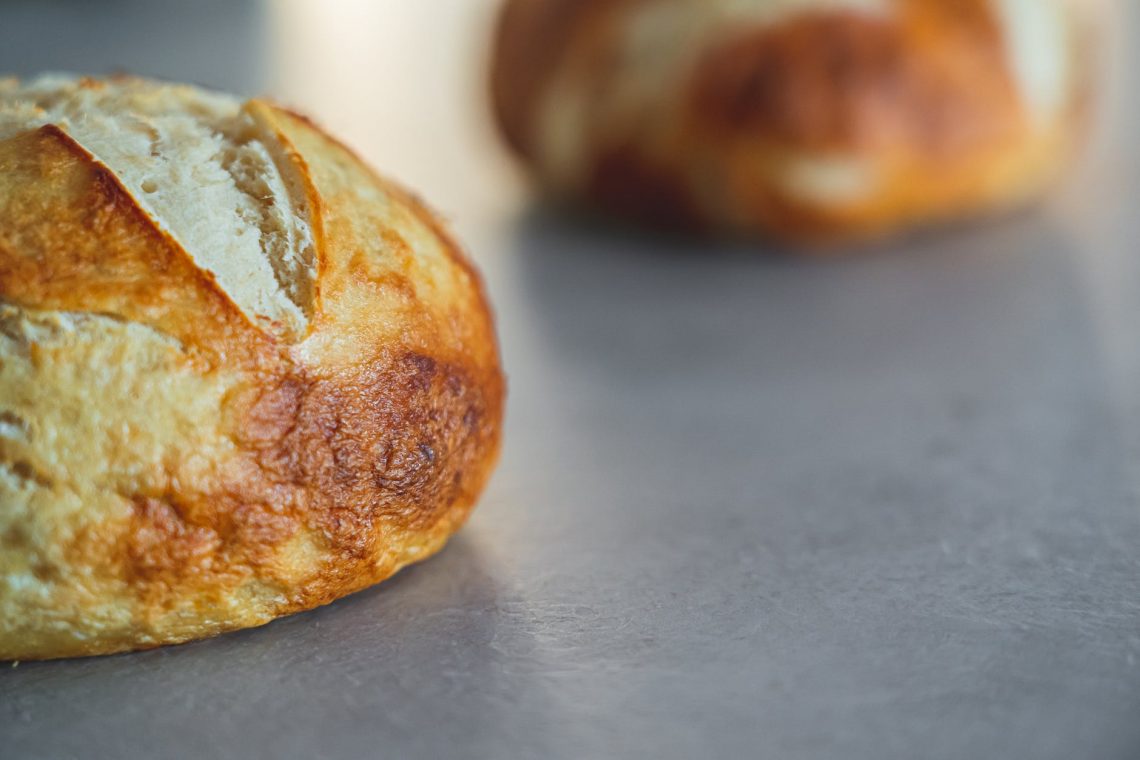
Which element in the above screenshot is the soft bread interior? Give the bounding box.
[0,75,315,338]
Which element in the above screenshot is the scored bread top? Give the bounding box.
[0,75,504,659]
[0,75,315,338]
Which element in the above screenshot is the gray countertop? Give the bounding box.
[3,2,1140,758]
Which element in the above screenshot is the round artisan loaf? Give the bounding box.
[0,75,504,659]
[491,0,1094,241]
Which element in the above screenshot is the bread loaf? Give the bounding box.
[491,0,1094,241]
[0,76,504,659]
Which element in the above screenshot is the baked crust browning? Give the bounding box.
[689,3,1018,154]
[0,85,503,659]
[491,0,1092,241]
[491,0,622,158]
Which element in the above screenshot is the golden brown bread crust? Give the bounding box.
[491,0,1094,242]
[491,0,618,158]
[0,85,503,659]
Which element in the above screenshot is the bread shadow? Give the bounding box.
[507,200,1099,387]
[0,533,560,758]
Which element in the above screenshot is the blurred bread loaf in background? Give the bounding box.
[491,0,1097,242]
[0,75,504,659]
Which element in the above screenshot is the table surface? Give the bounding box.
[3,2,1140,758]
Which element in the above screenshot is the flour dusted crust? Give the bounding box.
[0,76,504,659]
[491,0,1095,241]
